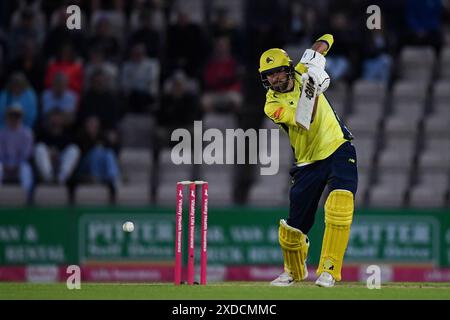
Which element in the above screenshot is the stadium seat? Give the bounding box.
[438,46,450,79]
[431,80,450,105]
[417,138,450,172]
[118,185,149,206]
[399,46,435,81]
[119,114,155,148]
[247,171,290,207]
[355,170,370,207]
[0,186,27,206]
[369,172,409,208]
[423,112,450,137]
[352,137,375,170]
[345,115,379,137]
[120,148,152,184]
[34,186,68,206]
[391,80,428,105]
[324,81,348,118]
[432,101,450,116]
[351,80,387,106]
[377,137,415,172]
[409,172,449,208]
[203,113,238,130]
[384,101,424,137]
[76,185,111,206]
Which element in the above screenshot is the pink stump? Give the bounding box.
[200,182,208,285]
[187,183,196,285]
[174,182,183,285]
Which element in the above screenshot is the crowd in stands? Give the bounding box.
[0,0,449,206]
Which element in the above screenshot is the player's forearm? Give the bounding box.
[311,41,329,55]
[313,34,334,56]
[309,37,331,120]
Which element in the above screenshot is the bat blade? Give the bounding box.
[295,74,317,130]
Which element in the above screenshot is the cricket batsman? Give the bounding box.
[259,34,357,287]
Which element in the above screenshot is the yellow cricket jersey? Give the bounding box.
[264,63,353,165]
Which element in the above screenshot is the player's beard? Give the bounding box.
[272,78,290,92]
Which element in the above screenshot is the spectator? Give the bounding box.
[71,116,120,204]
[34,109,80,184]
[0,72,38,128]
[77,69,120,153]
[0,106,34,204]
[165,10,207,78]
[88,17,121,62]
[129,0,166,33]
[201,36,242,113]
[127,10,161,58]
[8,8,43,60]
[41,72,78,121]
[10,0,46,35]
[0,28,8,88]
[83,48,118,91]
[155,70,200,148]
[8,38,45,93]
[324,11,357,81]
[44,43,84,94]
[120,43,160,114]
[45,6,87,58]
[90,0,126,44]
[209,8,243,59]
[404,0,443,52]
[152,70,200,201]
[362,28,393,82]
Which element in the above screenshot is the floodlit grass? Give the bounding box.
[1,281,450,300]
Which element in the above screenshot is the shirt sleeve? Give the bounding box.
[264,101,297,127]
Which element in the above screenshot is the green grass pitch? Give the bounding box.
[1,282,450,300]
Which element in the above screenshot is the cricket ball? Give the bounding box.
[122,221,135,232]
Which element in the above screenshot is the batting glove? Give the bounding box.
[303,65,330,95]
[300,49,327,70]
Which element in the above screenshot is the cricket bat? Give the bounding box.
[295,42,329,130]
[295,74,317,130]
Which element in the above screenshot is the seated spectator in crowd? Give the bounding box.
[8,38,45,93]
[44,7,87,58]
[129,0,165,33]
[209,8,243,59]
[120,43,159,114]
[154,70,200,150]
[0,106,34,204]
[166,10,207,78]
[152,70,200,201]
[201,36,242,113]
[127,10,161,58]
[10,0,46,38]
[77,69,120,153]
[404,0,442,52]
[89,0,126,45]
[8,8,44,60]
[71,116,120,204]
[88,16,121,63]
[83,48,118,91]
[0,30,6,88]
[362,29,393,82]
[0,72,37,128]
[41,72,77,122]
[34,109,80,185]
[325,12,356,81]
[44,43,83,94]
